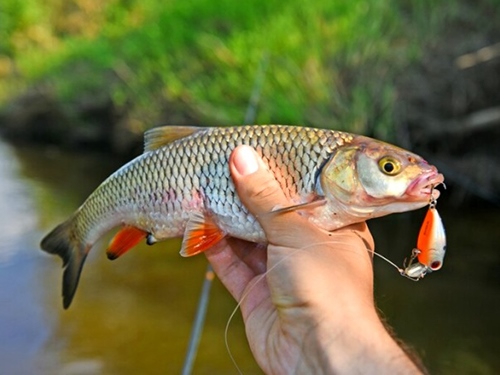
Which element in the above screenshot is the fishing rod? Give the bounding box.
[180,52,269,375]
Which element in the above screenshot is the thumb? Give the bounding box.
[229,145,314,245]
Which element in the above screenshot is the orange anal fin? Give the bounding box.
[180,213,226,257]
[107,226,148,260]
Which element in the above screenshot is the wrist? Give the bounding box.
[300,305,424,375]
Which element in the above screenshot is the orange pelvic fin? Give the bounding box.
[180,212,226,257]
[107,226,148,260]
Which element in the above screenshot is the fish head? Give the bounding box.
[320,136,444,218]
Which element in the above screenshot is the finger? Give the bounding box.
[229,145,314,245]
[204,239,256,300]
[204,238,266,301]
[228,238,267,275]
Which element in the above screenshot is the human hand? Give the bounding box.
[205,145,424,374]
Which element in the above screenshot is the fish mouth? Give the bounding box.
[405,170,445,201]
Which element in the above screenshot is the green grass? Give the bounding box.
[1,0,499,139]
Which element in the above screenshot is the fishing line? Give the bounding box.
[350,231,423,281]
[180,52,269,375]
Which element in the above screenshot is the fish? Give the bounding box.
[40,125,444,308]
[404,203,447,279]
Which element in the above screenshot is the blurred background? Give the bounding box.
[0,0,499,374]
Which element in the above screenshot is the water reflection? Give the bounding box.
[0,137,499,374]
[0,141,54,375]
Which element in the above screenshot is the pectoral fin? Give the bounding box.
[180,212,226,257]
[268,198,327,215]
[107,226,148,260]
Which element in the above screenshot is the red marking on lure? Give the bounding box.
[430,260,442,270]
[107,226,148,260]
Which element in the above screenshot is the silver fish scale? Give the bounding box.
[74,125,352,246]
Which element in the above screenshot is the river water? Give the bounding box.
[0,138,499,374]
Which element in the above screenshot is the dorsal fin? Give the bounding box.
[144,126,204,152]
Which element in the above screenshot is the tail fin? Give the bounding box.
[40,218,89,309]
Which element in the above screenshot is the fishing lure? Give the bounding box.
[403,196,447,280]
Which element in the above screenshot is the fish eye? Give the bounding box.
[378,156,401,176]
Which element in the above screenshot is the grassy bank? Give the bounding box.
[1,0,499,143]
